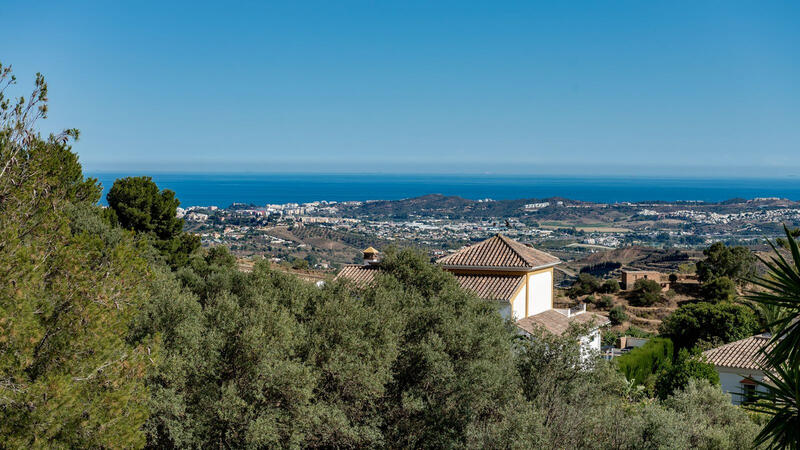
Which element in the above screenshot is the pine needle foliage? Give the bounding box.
[0,64,153,448]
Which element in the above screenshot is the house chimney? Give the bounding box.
[362,247,380,265]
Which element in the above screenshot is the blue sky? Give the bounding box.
[2,1,798,176]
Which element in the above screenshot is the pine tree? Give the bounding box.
[0,63,153,448]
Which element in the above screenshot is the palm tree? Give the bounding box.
[747,363,800,449]
[746,226,800,449]
[756,302,791,335]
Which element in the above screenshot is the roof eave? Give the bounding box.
[712,363,765,372]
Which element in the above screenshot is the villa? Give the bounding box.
[702,333,770,404]
[337,234,609,353]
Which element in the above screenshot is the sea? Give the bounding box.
[88,173,800,207]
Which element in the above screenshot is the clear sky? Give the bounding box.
[2,1,798,176]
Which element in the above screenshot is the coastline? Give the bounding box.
[88,172,800,207]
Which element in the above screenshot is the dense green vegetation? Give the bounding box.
[660,301,758,350]
[567,273,601,298]
[700,276,738,302]
[629,278,663,306]
[594,294,614,309]
[0,65,153,447]
[0,63,785,449]
[658,241,758,350]
[616,338,673,386]
[616,337,719,401]
[654,349,719,400]
[134,246,529,448]
[608,305,628,325]
[107,175,200,269]
[601,279,620,294]
[696,242,757,286]
[579,261,621,276]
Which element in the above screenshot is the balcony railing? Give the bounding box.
[567,303,586,317]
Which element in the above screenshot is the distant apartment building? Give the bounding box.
[185,212,209,222]
[524,202,550,210]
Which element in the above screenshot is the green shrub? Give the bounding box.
[568,273,602,298]
[609,306,628,325]
[700,276,737,302]
[637,292,660,306]
[696,242,756,286]
[655,348,719,400]
[596,295,614,309]
[601,329,619,347]
[634,278,662,293]
[659,301,758,350]
[291,257,309,270]
[601,279,620,293]
[630,279,662,306]
[616,338,674,387]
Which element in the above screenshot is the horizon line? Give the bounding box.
[84,170,800,180]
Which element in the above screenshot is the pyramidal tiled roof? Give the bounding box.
[702,334,771,371]
[451,273,525,301]
[436,234,561,270]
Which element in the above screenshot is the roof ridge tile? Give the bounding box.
[436,234,559,269]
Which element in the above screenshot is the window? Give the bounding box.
[739,380,756,404]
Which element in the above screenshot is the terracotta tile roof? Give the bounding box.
[335,264,524,302]
[516,310,610,336]
[335,264,380,285]
[436,234,560,270]
[452,273,525,301]
[702,334,770,371]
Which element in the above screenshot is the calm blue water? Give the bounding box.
[88,173,800,207]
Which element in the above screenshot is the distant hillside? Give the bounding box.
[347,194,475,218]
[572,246,702,272]
[341,194,592,219]
[337,194,800,222]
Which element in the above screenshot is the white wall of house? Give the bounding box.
[588,329,601,352]
[571,328,602,363]
[716,367,765,405]
[511,286,526,320]
[527,269,553,316]
[578,328,602,356]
